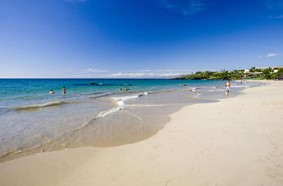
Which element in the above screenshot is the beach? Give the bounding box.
[1,81,283,186]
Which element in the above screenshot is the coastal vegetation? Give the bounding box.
[174,67,283,80]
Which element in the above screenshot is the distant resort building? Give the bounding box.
[255,67,269,70]
[271,65,283,69]
[256,66,283,70]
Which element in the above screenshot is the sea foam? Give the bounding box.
[96,92,148,118]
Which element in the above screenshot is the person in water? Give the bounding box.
[119,88,122,91]
[184,83,186,86]
[180,83,183,86]
[225,80,231,93]
[50,89,54,94]
[125,87,128,91]
[62,86,66,94]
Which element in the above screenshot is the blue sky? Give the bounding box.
[0,0,282,78]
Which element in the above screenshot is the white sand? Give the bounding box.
[1,82,283,186]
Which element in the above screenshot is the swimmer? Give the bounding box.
[180,83,183,86]
[50,89,54,94]
[184,83,186,86]
[62,86,66,94]
[119,88,122,91]
[225,80,231,93]
[125,87,128,91]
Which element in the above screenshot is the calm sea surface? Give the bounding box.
[0,79,259,162]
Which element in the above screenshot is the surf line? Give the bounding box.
[96,92,148,118]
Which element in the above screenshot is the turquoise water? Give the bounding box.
[0,79,230,109]
[0,79,259,162]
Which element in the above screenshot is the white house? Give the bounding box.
[244,69,249,73]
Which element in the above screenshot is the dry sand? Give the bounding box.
[1,82,283,186]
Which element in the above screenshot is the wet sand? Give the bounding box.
[1,82,283,186]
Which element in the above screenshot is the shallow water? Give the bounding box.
[0,79,260,162]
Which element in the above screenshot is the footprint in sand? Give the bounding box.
[192,164,204,172]
[165,179,175,186]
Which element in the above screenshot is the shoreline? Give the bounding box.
[1,82,283,185]
[0,80,247,163]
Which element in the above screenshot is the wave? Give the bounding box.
[73,83,135,86]
[90,92,125,99]
[146,89,187,94]
[96,101,125,118]
[231,85,250,88]
[10,101,72,110]
[90,89,175,99]
[112,92,148,101]
[96,92,148,118]
[187,87,201,92]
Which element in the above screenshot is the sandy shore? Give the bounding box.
[1,82,283,186]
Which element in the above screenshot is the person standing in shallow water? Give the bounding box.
[62,86,66,94]
[225,80,231,93]
[50,89,54,94]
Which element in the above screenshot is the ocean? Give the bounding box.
[0,79,259,162]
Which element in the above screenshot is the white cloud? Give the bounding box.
[84,68,109,72]
[108,72,181,78]
[157,0,207,15]
[265,53,281,57]
[156,69,192,72]
[136,69,192,72]
[259,55,262,58]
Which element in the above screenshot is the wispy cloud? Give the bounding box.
[269,15,283,18]
[156,69,192,72]
[265,53,282,57]
[250,43,268,48]
[108,72,182,78]
[137,69,192,72]
[259,55,263,58]
[157,0,207,15]
[84,68,109,72]
[258,0,283,9]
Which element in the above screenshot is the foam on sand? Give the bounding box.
[96,92,148,118]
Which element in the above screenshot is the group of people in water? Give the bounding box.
[50,86,130,94]
[49,81,233,95]
[120,87,128,91]
[49,86,66,94]
[180,80,232,94]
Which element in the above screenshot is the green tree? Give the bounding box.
[262,68,271,79]
[250,67,255,72]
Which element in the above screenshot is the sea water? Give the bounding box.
[0,79,259,162]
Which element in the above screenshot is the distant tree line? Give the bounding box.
[174,67,283,80]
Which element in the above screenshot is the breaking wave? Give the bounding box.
[96,92,148,118]
[10,101,72,110]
